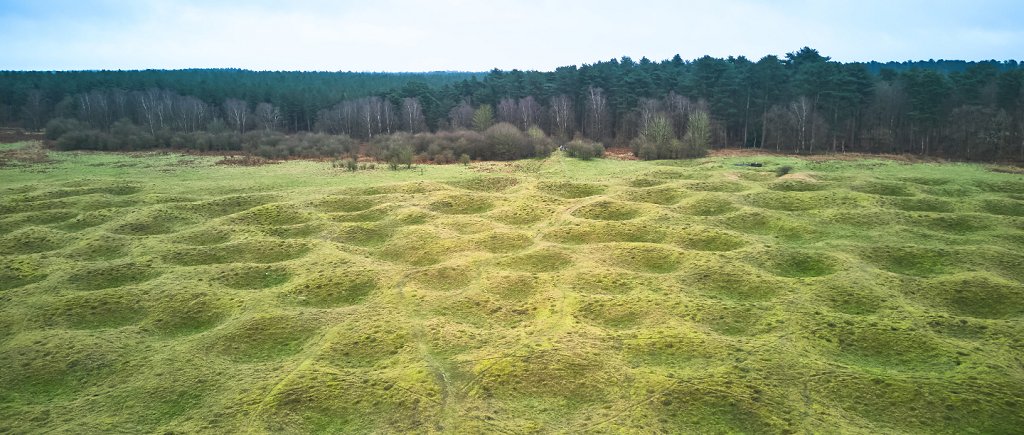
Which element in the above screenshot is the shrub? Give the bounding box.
[45,117,89,141]
[110,119,156,150]
[526,125,556,157]
[681,110,711,158]
[566,139,605,160]
[55,128,113,150]
[631,115,681,160]
[776,165,794,177]
[484,123,531,160]
[345,158,358,171]
[459,153,471,165]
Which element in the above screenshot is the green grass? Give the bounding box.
[1,142,1023,433]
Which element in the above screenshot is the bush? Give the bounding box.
[776,165,794,177]
[459,153,471,165]
[526,125,556,157]
[110,119,156,150]
[484,123,531,160]
[681,110,710,158]
[566,139,605,160]
[55,128,113,150]
[631,115,682,160]
[45,117,89,141]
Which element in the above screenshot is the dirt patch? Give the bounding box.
[723,172,741,181]
[0,142,53,167]
[216,155,278,166]
[603,147,638,160]
[0,128,44,143]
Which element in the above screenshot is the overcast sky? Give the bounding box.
[1,0,1021,72]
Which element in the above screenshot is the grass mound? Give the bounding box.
[670,227,749,251]
[108,207,198,236]
[481,272,539,299]
[677,193,739,216]
[908,273,1024,319]
[162,239,310,266]
[495,247,573,272]
[0,257,47,290]
[180,194,278,218]
[449,176,520,192]
[206,313,319,362]
[850,180,917,197]
[978,197,1024,216]
[473,230,534,253]
[860,245,958,276]
[680,259,785,301]
[3,148,1024,433]
[621,185,686,205]
[743,190,855,211]
[817,323,954,372]
[720,209,821,241]
[314,196,378,212]
[767,179,826,191]
[884,196,956,212]
[214,264,291,290]
[376,227,468,266]
[600,243,685,274]
[144,290,228,336]
[628,178,666,187]
[230,203,312,226]
[681,180,747,192]
[578,296,649,329]
[572,199,644,221]
[67,260,161,291]
[48,291,146,330]
[172,227,233,246]
[488,205,552,225]
[408,263,475,292]
[0,226,69,255]
[561,269,660,295]
[544,220,667,245]
[429,193,494,215]
[0,330,126,399]
[327,222,394,247]
[0,209,78,232]
[752,248,840,277]
[537,181,606,198]
[282,267,377,307]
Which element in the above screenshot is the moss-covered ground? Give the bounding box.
[1,142,1023,433]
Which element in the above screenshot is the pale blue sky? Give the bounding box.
[1,0,1021,71]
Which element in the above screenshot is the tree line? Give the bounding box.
[2,47,1022,161]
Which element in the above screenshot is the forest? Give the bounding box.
[2,47,1022,161]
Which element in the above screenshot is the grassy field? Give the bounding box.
[1,141,1023,433]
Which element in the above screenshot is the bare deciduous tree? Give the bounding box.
[448,100,474,130]
[584,87,610,141]
[254,102,282,131]
[400,97,426,133]
[21,90,47,131]
[549,95,575,140]
[223,98,249,133]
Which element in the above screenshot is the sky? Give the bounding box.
[1,0,1022,72]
